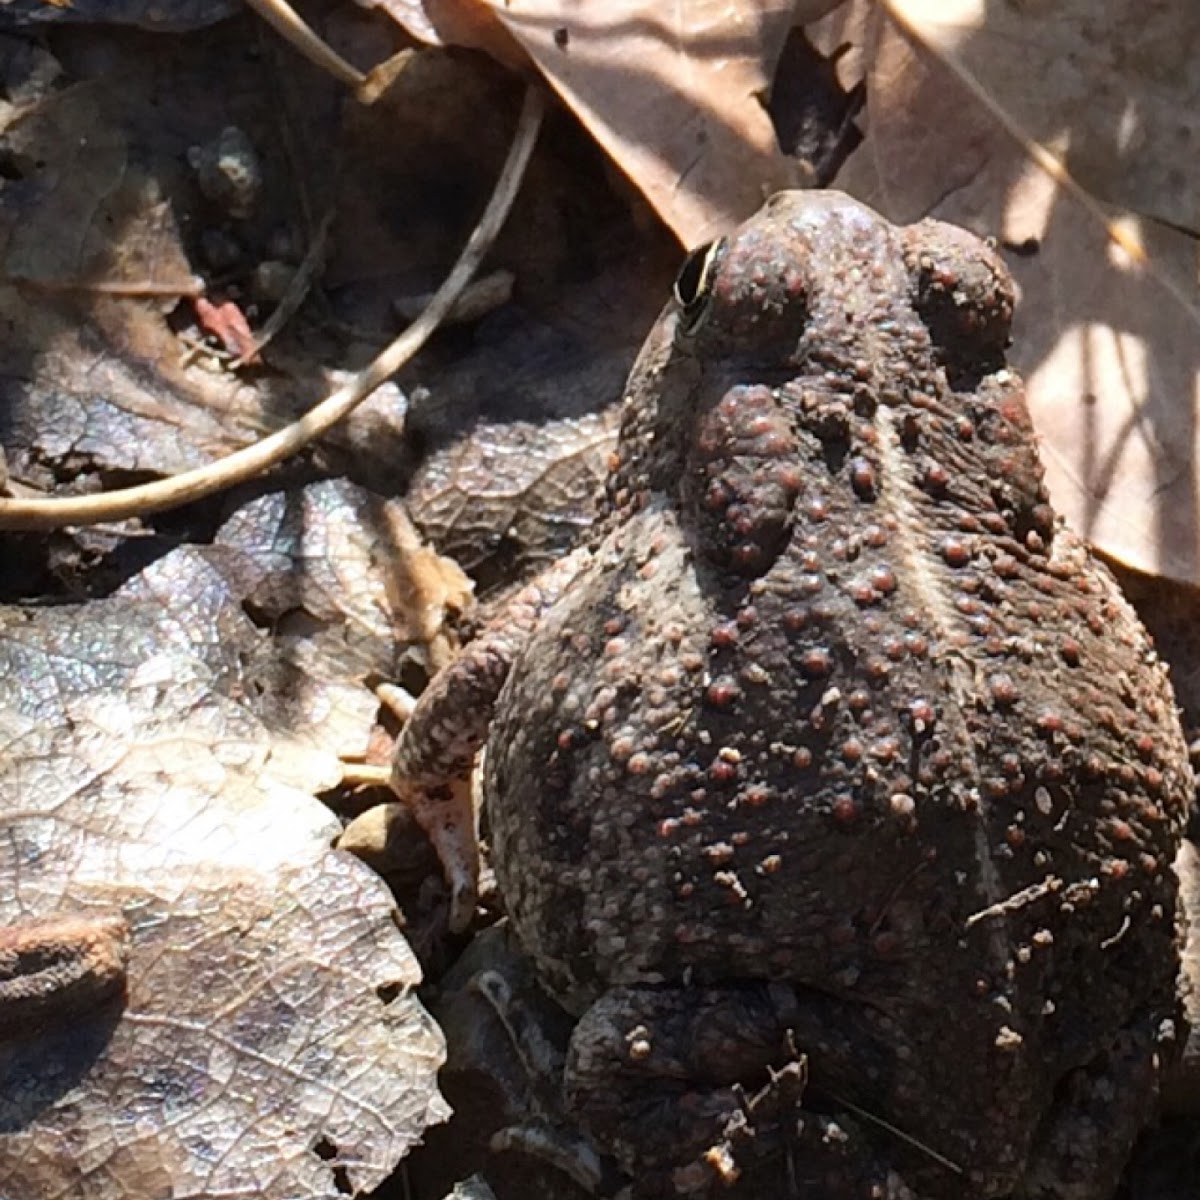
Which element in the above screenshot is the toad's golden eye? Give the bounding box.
[673,238,724,335]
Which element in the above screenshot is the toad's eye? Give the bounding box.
[673,238,724,335]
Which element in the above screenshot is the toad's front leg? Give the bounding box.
[389,548,590,931]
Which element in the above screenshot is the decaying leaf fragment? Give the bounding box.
[0,492,453,1200]
[0,1,237,31]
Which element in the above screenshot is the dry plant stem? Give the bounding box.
[341,763,391,788]
[15,277,204,297]
[232,210,335,367]
[0,86,546,531]
[243,0,366,88]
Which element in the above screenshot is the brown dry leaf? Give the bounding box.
[0,279,259,488]
[0,486,457,1199]
[0,81,198,293]
[395,240,678,590]
[811,1,1200,583]
[884,0,1200,235]
[369,0,804,244]
[215,480,473,671]
[0,56,289,499]
[407,407,619,591]
[0,28,405,509]
[493,0,806,243]
[361,0,532,67]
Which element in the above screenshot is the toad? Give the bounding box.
[390,191,1191,1197]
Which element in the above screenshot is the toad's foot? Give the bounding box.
[490,1122,621,1197]
[566,984,914,1198]
[388,773,478,932]
[1021,1015,1174,1200]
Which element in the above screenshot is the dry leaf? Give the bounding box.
[0,37,400,509]
[0,66,278,500]
[493,0,804,244]
[0,281,256,486]
[0,82,198,293]
[361,0,533,68]
[369,0,804,244]
[884,0,1200,235]
[811,1,1200,583]
[0,2,237,31]
[0,496,456,1198]
[215,481,473,659]
[407,408,618,590]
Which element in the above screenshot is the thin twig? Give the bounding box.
[12,277,204,297]
[341,764,391,788]
[829,1092,964,1176]
[964,876,1062,928]
[242,0,366,88]
[0,87,545,531]
[232,210,334,367]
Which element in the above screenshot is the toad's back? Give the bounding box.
[485,195,1188,1049]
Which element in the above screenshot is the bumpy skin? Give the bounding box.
[481,193,1192,1197]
